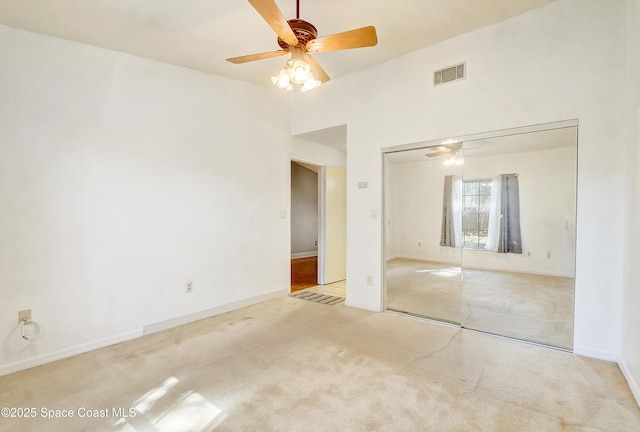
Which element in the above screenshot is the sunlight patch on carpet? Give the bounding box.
[289,290,344,305]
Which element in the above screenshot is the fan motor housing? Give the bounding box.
[278,19,317,48]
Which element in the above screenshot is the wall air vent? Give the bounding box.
[434,62,466,86]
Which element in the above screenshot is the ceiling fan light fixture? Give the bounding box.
[300,77,321,92]
[289,58,311,84]
[443,151,464,167]
[271,69,293,90]
[272,56,321,92]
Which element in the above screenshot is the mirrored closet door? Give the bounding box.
[384,146,463,324]
[383,123,577,350]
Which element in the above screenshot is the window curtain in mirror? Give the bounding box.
[485,175,502,251]
[497,173,522,254]
[440,175,462,247]
[452,176,462,247]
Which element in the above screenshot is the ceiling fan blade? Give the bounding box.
[226,50,289,64]
[425,151,450,158]
[427,143,461,152]
[429,146,449,152]
[306,26,377,53]
[304,54,330,83]
[248,0,299,46]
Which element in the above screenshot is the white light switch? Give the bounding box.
[279,211,287,219]
[371,208,378,219]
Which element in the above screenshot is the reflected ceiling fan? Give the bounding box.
[226,0,378,92]
[425,141,466,166]
[425,142,463,158]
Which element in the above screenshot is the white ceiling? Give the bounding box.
[0,0,560,87]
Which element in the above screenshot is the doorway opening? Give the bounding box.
[290,161,320,291]
[291,256,318,292]
[289,160,347,298]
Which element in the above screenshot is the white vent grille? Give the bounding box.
[434,62,466,86]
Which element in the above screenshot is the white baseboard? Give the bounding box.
[344,299,382,312]
[144,289,287,335]
[396,255,460,266]
[619,357,640,408]
[393,256,573,278]
[463,264,574,278]
[573,345,619,363]
[291,251,318,259]
[0,290,287,377]
[0,329,143,377]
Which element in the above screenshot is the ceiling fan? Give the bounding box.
[226,0,378,92]
[425,141,468,166]
[425,142,463,158]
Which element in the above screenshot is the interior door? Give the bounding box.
[321,166,347,284]
[460,127,577,350]
[383,149,463,324]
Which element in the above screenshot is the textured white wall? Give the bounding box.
[0,27,291,373]
[462,146,576,276]
[621,0,640,405]
[292,0,630,360]
[387,146,576,277]
[386,158,463,264]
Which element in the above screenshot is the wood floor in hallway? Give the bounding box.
[291,256,318,292]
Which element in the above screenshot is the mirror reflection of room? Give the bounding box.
[384,125,577,350]
[384,146,463,324]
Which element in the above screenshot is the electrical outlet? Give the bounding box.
[186,282,193,293]
[18,309,31,324]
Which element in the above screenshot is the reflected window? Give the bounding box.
[462,179,492,248]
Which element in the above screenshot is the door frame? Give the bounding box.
[380,119,579,349]
[289,157,323,291]
[289,157,347,292]
[320,165,347,285]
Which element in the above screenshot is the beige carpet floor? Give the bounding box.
[386,259,463,323]
[386,258,574,349]
[1,296,639,431]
